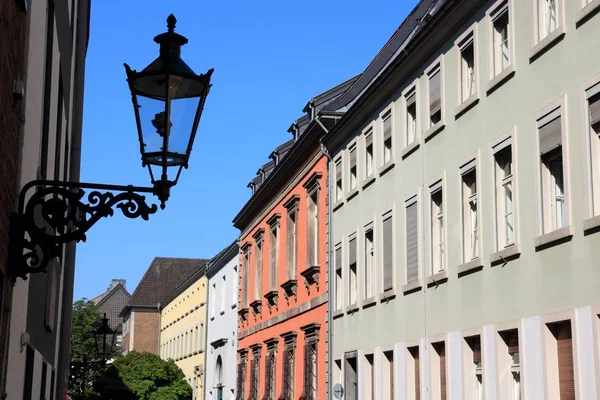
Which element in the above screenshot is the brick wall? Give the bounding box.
[0,0,26,391]
[133,311,159,354]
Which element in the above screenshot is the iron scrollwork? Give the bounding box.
[9,180,159,280]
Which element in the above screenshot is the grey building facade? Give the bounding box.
[323,0,600,399]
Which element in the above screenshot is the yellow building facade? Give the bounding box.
[160,267,208,400]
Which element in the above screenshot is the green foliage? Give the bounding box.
[70,299,103,362]
[91,351,192,400]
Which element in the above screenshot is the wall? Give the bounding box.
[205,254,238,400]
[329,0,600,398]
[160,274,208,399]
[132,311,160,354]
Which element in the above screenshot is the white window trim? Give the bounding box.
[379,104,396,173]
[404,339,423,399]
[428,176,446,279]
[486,0,516,91]
[533,95,571,241]
[582,73,600,229]
[461,327,485,400]
[455,23,480,112]
[334,241,344,313]
[362,122,377,187]
[347,138,360,197]
[494,320,523,400]
[402,81,420,149]
[423,55,446,140]
[362,219,376,306]
[380,205,396,296]
[347,230,359,310]
[530,0,566,60]
[459,155,481,266]
[333,155,344,207]
[491,127,519,253]
[577,0,600,23]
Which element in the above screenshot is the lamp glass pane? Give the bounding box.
[136,94,167,162]
[168,75,200,156]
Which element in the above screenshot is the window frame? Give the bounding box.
[577,0,600,24]
[334,155,344,206]
[487,0,516,90]
[455,24,479,109]
[334,241,344,311]
[348,139,359,195]
[404,194,421,289]
[424,56,445,140]
[460,158,481,264]
[428,178,446,277]
[494,322,522,400]
[362,124,376,186]
[347,231,359,308]
[530,0,566,59]
[583,76,600,229]
[381,208,395,295]
[462,331,485,400]
[379,104,396,171]
[541,311,578,400]
[363,221,376,302]
[402,83,419,149]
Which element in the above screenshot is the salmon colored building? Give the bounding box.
[232,77,358,400]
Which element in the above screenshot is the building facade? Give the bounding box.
[323,0,600,399]
[1,0,90,398]
[160,264,209,400]
[92,279,131,331]
[232,77,357,400]
[121,257,207,355]
[204,241,239,400]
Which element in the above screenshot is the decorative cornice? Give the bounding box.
[250,299,263,319]
[283,194,301,211]
[300,265,320,294]
[280,279,298,305]
[250,343,263,354]
[302,171,323,192]
[280,330,298,343]
[264,337,279,349]
[266,213,281,228]
[264,290,279,313]
[211,338,228,349]
[241,241,252,252]
[252,228,265,243]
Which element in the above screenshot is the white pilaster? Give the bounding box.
[395,342,407,400]
[522,315,546,399]
[574,306,598,400]
[482,324,498,400]
[446,331,463,400]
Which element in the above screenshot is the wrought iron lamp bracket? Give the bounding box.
[9,180,161,280]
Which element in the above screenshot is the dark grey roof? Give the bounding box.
[323,0,437,113]
[303,74,361,113]
[120,257,208,316]
[96,283,131,331]
[206,240,239,279]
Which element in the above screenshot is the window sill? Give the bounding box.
[332,200,344,211]
[210,316,215,321]
[455,93,480,119]
[423,121,445,142]
[362,174,376,189]
[486,63,516,94]
[576,0,600,25]
[346,188,359,202]
[231,303,236,309]
[333,309,345,319]
[220,310,225,316]
[457,258,483,276]
[380,288,396,302]
[361,296,377,309]
[378,159,395,176]
[534,225,573,250]
[426,270,448,287]
[402,280,422,294]
[346,304,359,315]
[529,25,566,61]
[401,141,420,159]
[490,244,520,266]
[584,215,600,235]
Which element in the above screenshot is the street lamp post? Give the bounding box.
[8,14,213,280]
[94,313,117,363]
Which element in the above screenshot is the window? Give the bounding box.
[335,157,343,201]
[307,189,319,268]
[538,107,566,233]
[406,196,419,284]
[363,354,375,400]
[431,342,447,400]
[285,198,298,283]
[498,329,521,400]
[265,340,278,400]
[545,320,574,399]
[364,224,375,299]
[301,324,319,400]
[237,351,248,400]
[430,181,445,274]
[464,335,483,400]
[335,243,343,309]
[348,233,358,305]
[494,140,515,249]
[405,90,417,146]
[382,350,394,400]
[587,85,600,216]
[383,111,393,163]
[365,130,374,179]
[281,333,297,400]
[242,246,251,308]
[461,162,479,261]
[406,346,420,400]
[428,66,442,127]
[349,144,358,191]
[221,275,226,312]
[491,2,510,76]
[254,232,263,301]
[382,211,394,292]
[344,353,358,400]
[459,33,476,102]
[537,0,559,41]
[250,346,261,400]
[232,265,238,307]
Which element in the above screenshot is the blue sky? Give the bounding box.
[74,0,418,300]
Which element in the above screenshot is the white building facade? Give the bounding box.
[323,0,600,399]
[204,242,239,400]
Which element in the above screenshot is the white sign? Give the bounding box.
[333,383,344,399]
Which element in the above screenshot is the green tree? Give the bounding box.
[91,351,192,400]
[70,299,103,362]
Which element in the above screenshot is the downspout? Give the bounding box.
[157,302,161,355]
[55,0,90,397]
[317,117,333,400]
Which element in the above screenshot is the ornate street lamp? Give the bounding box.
[94,313,116,362]
[8,15,213,280]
